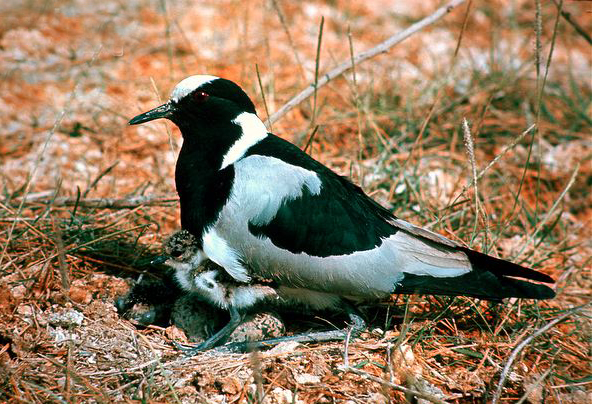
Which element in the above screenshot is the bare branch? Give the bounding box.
[48,194,178,209]
[267,0,467,126]
[551,0,591,45]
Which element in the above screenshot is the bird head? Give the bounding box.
[152,229,202,270]
[129,75,268,169]
[129,75,257,126]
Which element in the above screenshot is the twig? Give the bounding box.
[339,316,446,402]
[303,126,319,155]
[249,349,265,403]
[534,0,562,225]
[339,365,450,404]
[310,16,325,129]
[347,25,365,163]
[266,0,467,126]
[343,325,353,368]
[466,125,534,197]
[256,64,273,131]
[82,161,119,198]
[39,194,178,209]
[442,124,534,233]
[404,0,471,169]
[551,0,591,45]
[135,332,182,404]
[39,224,149,267]
[149,77,176,157]
[0,201,55,245]
[491,305,589,404]
[51,216,70,291]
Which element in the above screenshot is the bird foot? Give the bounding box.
[171,340,207,356]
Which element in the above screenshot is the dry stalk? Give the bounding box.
[249,349,265,403]
[551,0,591,44]
[51,216,70,291]
[39,194,178,209]
[462,118,483,245]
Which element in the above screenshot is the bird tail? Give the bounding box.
[396,247,556,301]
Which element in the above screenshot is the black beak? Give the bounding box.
[151,255,169,265]
[129,102,175,125]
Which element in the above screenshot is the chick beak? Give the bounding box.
[129,102,174,125]
[151,255,169,265]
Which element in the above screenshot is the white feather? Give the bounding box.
[170,75,219,102]
[231,155,322,226]
[191,270,228,307]
[230,285,278,309]
[220,112,268,169]
[202,227,251,282]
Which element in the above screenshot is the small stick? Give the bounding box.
[515,163,579,260]
[310,16,325,129]
[51,216,70,291]
[551,0,591,44]
[256,64,273,131]
[343,325,353,368]
[38,194,178,209]
[271,0,307,82]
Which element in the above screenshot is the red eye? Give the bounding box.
[193,91,209,102]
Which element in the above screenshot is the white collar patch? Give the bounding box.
[220,112,268,170]
[170,75,219,102]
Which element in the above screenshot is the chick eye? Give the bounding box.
[193,91,209,103]
[170,247,183,258]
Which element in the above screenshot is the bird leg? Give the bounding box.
[218,304,366,353]
[173,305,244,355]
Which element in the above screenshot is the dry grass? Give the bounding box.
[1,0,590,402]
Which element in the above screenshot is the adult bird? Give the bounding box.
[129,75,555,352]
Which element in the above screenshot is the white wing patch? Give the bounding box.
[202,227,251,282]
[205,154,323,285]
[230,155,322,226]
[220,112,268,170]
[170,75,219,102]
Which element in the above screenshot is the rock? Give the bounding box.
[293,373,321,385]
[228,312,285,343]
[47,308,84,328]
[171,294,223,342]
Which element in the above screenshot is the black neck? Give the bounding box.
[174,123,238,243]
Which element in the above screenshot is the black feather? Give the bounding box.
[176,143,235,245]
[461,247,555,283]
[397,271,555,300]
[246,135,397,256]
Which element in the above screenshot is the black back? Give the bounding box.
[246,135,398,257]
